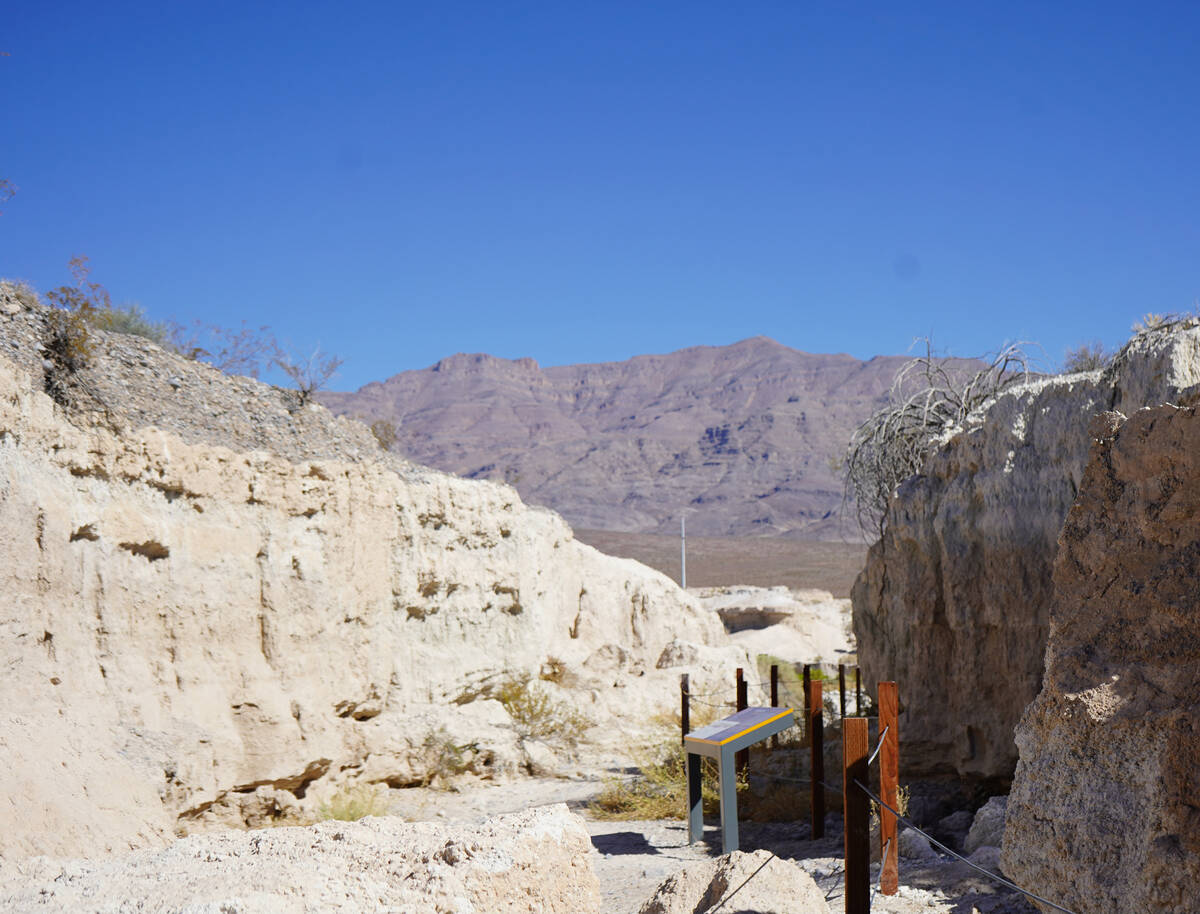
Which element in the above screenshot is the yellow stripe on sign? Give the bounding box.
[686,708,794,746]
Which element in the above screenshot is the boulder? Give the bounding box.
[0,804,601,913]
[638,849,830,914]
[1003,403,1200,913]
[898,826,938,862]
[853,323,1200,779]
[964,795,1006,854]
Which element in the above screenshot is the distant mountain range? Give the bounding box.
[320,337,917,540]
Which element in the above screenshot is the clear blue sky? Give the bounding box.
[3,1,1198,390]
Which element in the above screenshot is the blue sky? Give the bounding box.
[3,1,1198,390]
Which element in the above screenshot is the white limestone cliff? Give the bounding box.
[0,316,730,859]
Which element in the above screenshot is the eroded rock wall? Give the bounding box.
[1003,405,1200,913]
[0,334,727,858]
[852,325,1200,779]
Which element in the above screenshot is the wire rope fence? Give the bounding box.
[679,664,1084,914]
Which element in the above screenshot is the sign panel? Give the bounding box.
[685,706,794,747]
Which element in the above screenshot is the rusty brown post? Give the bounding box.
[680,673,690,745]
[769,664,779,747]
[736,667,749,775]
[843,716,870,914]
[838,663,847,718]
[879,681,900,896]
[806,678,824,838]
[854,666,862,715]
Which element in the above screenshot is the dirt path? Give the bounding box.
[385,775,1038,913]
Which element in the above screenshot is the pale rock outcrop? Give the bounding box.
[0,308,733,859]
[1003,404,1200,913]
[898,826,938,862]
[853,323,1200,779]
[695,585,853,664]
[964,796,1006,855]
[0,804,601,913]
[638,849,830,914]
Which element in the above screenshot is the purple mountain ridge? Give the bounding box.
[320,337,920,540]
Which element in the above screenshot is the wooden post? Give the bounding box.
[842,716,870,914]
[735,668,749,775]
[854,667,862,715]
[805,678,824,838]
[680,674,690,746]
[878,682,900,896]
[802,664,811,745]
[769,664,779,748]
[838,663,847,718]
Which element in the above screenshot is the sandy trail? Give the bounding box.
[387,775,1037,914]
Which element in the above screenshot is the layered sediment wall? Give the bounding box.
[0,294,728,858]
[852,323,1200,779]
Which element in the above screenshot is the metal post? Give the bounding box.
[838,663,847,718]
[680,515,686,589]
[806,678,824,838]
[680,673,690,745]
[854,666,862,715]
[770,664,779,748]
[686,749,703,844]
[879,682,900,896]
[735,668,749,776]
[843,717,870,914]
[802,664,811,745]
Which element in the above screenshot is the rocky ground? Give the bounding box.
[375,774,1037,913]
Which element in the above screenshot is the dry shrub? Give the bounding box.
[418,728,474,787]
[1062,341,1110,373]
[369,418,397,449]
[843,340,1031,536]
[496,674,591,747]
[316,783,391,821]
[589,743,733,820]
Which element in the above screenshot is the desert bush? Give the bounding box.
[1062,341,1110,373]
[496,674,591,747]
[419,728,475,787]
[369,418,398,450]
[274,344,343,405]
[315,783,391,821]
[91,303,170,344]
[590,742,732,819]
[843,340,1031,537]
[169,319,279,378]
[1133,312,1169,332]
[869,783,911,827]
[1,279,39,309]
[43,256,109,375]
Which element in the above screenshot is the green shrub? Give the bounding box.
[90,303,170,344]
[315,783,391,821]
[419,728,475,787]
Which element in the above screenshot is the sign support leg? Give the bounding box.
[719,745,739,854]
[686,750,703,844]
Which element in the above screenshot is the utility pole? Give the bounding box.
[681,515,687,589]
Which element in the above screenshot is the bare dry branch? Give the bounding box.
[843,340,1032,538]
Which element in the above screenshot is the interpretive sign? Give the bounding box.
[684,706,795,853]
